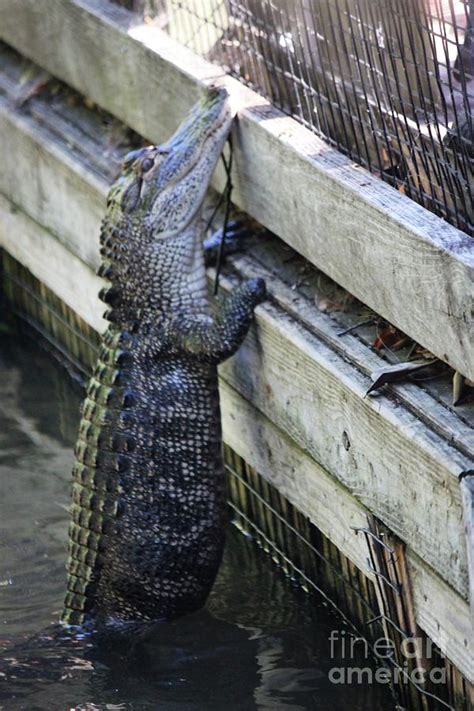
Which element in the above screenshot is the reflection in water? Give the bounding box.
[0,329,395,710]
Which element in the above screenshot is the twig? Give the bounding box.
[337,317,375,336]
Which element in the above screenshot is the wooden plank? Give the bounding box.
[216,270,471,598]
[220,378,373,578]
[0,195,106,334]
[221,379,473,683]
[228,251,474,460]
[408,551,473,684]
[1,189,470,602]
[461,475,474,622]
[0,0,472,379]
[0,96,106,270]
[1,83,472,461]
[1,195,472,681]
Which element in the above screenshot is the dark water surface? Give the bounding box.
[0,329,395,710]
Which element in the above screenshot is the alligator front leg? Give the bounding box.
[167,278,266,363]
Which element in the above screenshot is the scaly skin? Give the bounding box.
[62,87,266,626]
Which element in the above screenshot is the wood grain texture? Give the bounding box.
[216,270,471,600]
[228,252,474,460]
[461,475,474,623]
[0,0,472,379]
[222,379,473,683]
[1,195,472,679]
[1,184,470,601]
[0,194,106,334]
[408,550,473,683]
[220,378,373,577]
[0,96,106,269]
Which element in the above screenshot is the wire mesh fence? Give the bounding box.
[2,249,471,710]
[118,0,473,236]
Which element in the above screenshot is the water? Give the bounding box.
[0,327,395,710]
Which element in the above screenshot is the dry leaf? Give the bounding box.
[452,371,474,406]
[14,69,51,107]
[318,297,344,313]
[366,359,437,396]
[373,324,397,350]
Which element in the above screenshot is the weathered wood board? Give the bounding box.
[0,26,472,682]
[221,379,473,682]
[0,96,106,270]
[0,195,106,334]
[1,191,472,681]
[0,89,471,600]
[0,0,472,379]
[408,550,473,683]
[461,475,474,624]
[218,270,470,598]
[220,379,373,577]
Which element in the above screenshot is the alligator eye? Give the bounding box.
[141,157,154,173]
[123,148,143,169]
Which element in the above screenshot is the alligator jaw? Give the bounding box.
[145,86,234,238]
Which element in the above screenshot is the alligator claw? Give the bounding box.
[246,277,267,304]
[204,221,255,266]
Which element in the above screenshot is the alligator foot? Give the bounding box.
[204,219,257,266]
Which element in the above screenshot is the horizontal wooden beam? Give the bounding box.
[0,89,471,597]
[218,269,470,597]
[0,98,107,270]
[221,379,473,683]
[0,186,470,585]
[0,195,106,334]
[1,83,472,459]
[0,0,472,379]
[220,379,373,578]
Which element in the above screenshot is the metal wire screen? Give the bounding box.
[123,0,474,236]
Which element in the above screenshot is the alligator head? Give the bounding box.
[100,86,233,323]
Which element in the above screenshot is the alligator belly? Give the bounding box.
[63,328,227,625]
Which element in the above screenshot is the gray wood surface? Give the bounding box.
[0,0,472,379]
[1,191,470,601]
[221,379,472,682]
[0,82,471,603]
[0,26,472,681]
[461,474,474,624]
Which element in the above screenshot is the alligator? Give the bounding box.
[62,86,266,627]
